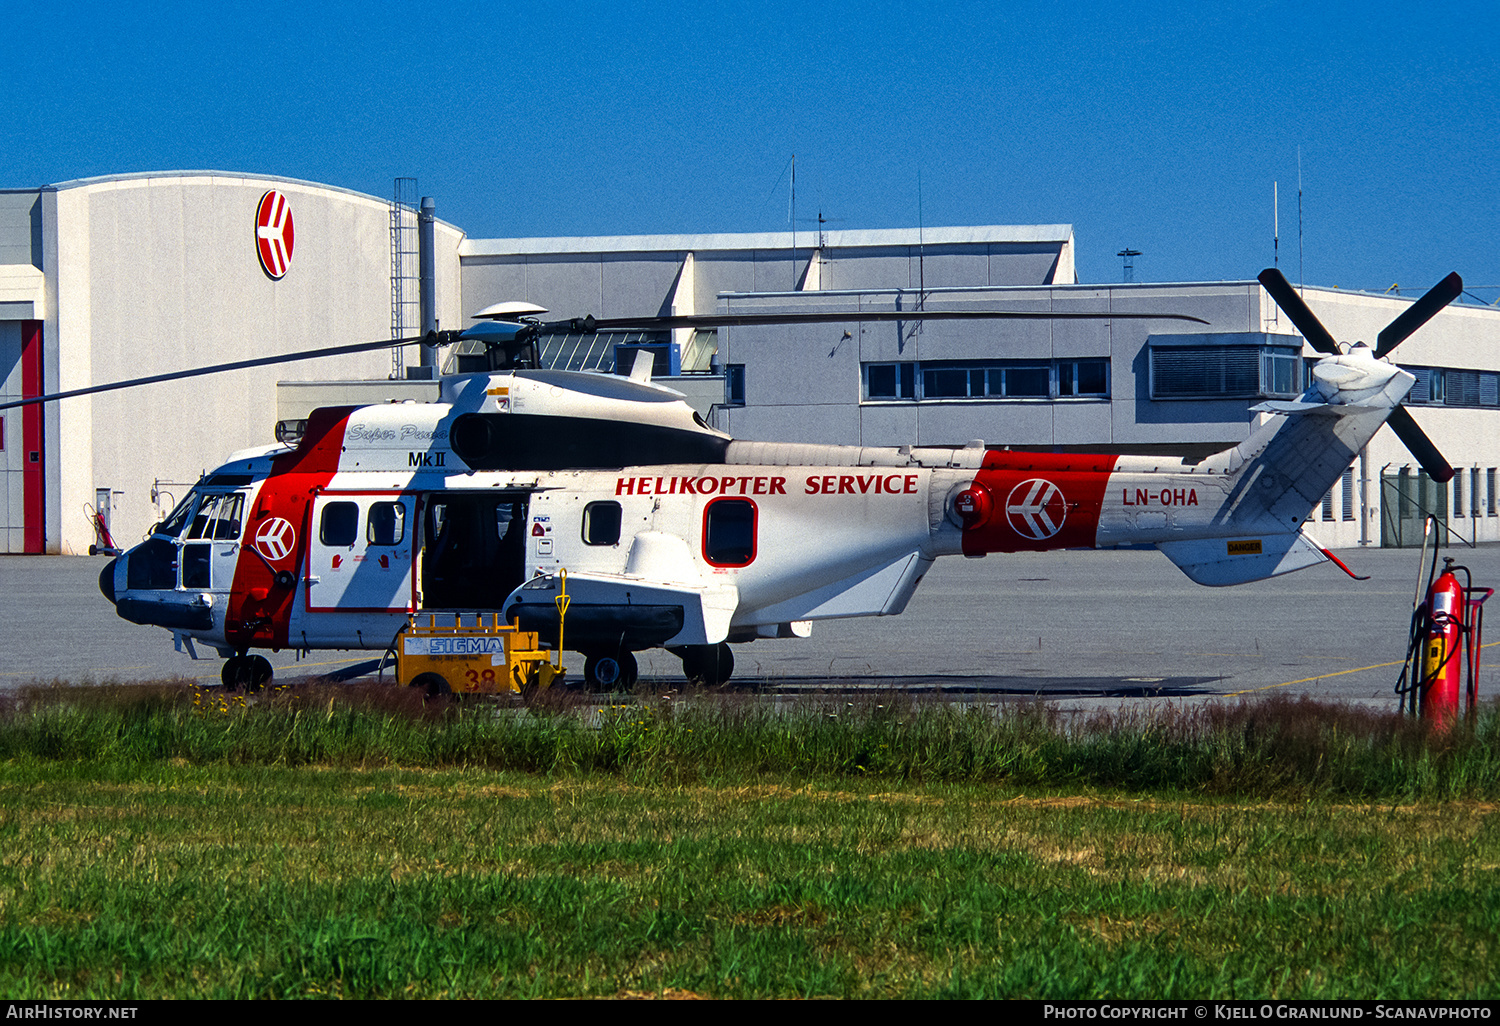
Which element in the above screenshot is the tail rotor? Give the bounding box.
[1257,268,1461,483]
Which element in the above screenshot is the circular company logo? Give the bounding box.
[254,517,297,562]
[255,190,295,279]
[1005,478,1068,540]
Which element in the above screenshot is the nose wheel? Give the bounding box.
[221,654,274,692]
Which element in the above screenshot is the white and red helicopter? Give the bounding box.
[3,268,1463,690]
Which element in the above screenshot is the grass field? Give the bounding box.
[0,682,1496,999]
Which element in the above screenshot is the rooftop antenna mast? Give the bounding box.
[790,154,797,290]
[1298,147,1304,294]
[918,169,925,306]
[1117,248,1141,283]
[1273,180,1279,269]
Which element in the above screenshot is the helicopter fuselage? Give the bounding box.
[98,353,1412,685]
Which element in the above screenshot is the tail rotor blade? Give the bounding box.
[1258,268,1340,355]
[1386,405,1454,482]
[1375,272,1463,359]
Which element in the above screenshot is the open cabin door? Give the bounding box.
[418,492,528,611]
[305,492,417,612]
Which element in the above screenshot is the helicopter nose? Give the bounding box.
[98,557,118,605]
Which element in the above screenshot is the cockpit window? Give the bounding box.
[157,493,199,538]
[187,494,245,540]
[216,495,245,539]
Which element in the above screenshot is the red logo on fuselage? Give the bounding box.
[1005,479,1067,540]
[255,517,296,562]
[255,190,295,279]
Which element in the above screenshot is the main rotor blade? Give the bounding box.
[0,335,429,412]
[578,309,1210,331]
[1375,272,1463,359]
[1386,405,1454,483]
[1257,268,1340,355]
[0,306,1212,413]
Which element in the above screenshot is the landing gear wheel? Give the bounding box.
[222,654,273,692]
[409,672,451,698]
[678,643,734,687]
[583,651,638,692]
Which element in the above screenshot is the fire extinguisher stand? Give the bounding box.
[1396,516,1492,725]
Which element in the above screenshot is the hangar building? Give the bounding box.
[4,170,1498,556]
[0,172,464,555]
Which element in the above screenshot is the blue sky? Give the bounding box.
[6,0,1498,296]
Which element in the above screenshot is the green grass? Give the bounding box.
[0,682,1496,998]
[2,682,1498,801]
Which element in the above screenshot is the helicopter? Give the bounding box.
[1,267,1464,691]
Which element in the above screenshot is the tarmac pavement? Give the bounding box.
[4,544,1498,712]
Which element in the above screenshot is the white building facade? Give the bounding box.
[0,172,464,553]
[3,170,1495,555]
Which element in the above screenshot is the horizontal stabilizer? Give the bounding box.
[1156,531,1328,587]
[1249,399,1365,416]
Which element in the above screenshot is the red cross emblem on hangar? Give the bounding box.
[255,190,295,279]
[1005,478,1068,540]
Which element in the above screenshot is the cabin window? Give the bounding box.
[703,498,757,567]
[367,502,406,545]
[582,501,622,545]
[320,502,359,547]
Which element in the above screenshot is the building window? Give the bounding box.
[1321,488,1335,521]
[1472,468,1482,518]
[724,364,746,406]
[1149,345,1301,399]
[1454,473,1465,518]
[922,366,979,398]
[1342,468,1356,521]
[1489,469,1497,516]
[862,358,1106,402]
[865,362,916,400]
[1263,349,1301,396]
[999,365,1051,397]
[1405,367,1500,407]
[1059,359,1110,397]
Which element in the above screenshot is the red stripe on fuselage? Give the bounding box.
[961,451,1119,555]
[224,407,356,650]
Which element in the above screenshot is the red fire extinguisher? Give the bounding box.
[1398,554,1491,727]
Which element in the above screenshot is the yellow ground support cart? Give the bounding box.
[395,613,567,695]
